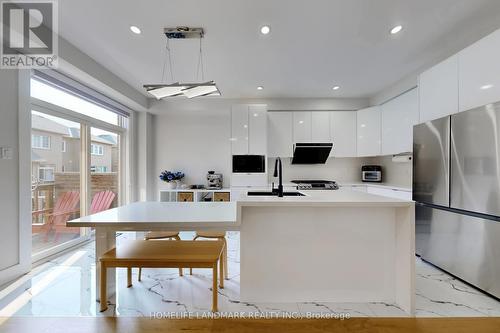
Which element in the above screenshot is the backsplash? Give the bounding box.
[367,155,413,188]
[267,157,372,184]
[267,155,412,188]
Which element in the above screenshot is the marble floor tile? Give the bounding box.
[1,232,499,318]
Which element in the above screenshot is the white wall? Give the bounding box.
[153,112,231,196]
[0,70,20,271]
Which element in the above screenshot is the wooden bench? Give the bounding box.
[99,240,225,312]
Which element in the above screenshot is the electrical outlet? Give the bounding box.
[0,147,13,159]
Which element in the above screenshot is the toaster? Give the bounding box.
[361,165,382,182]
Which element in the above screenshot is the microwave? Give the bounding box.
[232,155,265,173]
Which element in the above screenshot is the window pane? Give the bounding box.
[90,127,119,211]
[32,111,83,255]
[31,78,119,125]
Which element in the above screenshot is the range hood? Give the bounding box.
[291,143,333,164]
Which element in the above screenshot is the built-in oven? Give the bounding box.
[232,155,266,173]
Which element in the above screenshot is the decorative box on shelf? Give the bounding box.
[159,188,231,202]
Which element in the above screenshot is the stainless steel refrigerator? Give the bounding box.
[414,102,500,299]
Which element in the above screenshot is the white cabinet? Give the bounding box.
[419,55,458,122]
[311,112,331,142]
[330,111,357,157]
[292,112,312,143]
[231,104,267,155]
[231,105,249,155]
[268,112,293,157]
[357,106,381,157]
[459,28,500,112]
[248,105,267,155]
[381,88,419,155]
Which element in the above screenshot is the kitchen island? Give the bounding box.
[237,189,415,315]
[68,188,414,315]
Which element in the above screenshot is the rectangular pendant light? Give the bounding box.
[182,83,219,99]
[144,85,186,99]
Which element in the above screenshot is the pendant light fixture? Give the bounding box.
[143,27,221,99]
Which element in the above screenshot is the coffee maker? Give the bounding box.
[207,171,223,189]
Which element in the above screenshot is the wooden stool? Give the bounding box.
[138,231,182,280]
[99,240,224,312]
[190,231,228,279]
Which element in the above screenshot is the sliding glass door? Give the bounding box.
[31,111,86,256]
[30,76,127,260]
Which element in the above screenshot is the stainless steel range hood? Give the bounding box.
[291,143,333,164]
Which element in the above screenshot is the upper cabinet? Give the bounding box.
[357,106,381,157]
[231,105,249,155]
[231,104,267,155]
[330,111,357,157]
[311,112,331,142]
[248,105,267,154]
[292,111,331,143]
[292,112,312,143]
[459,29,500,112]
[268,112,293,157]
[381,88,419,155]
[419,55,458,122]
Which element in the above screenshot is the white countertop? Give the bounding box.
[68,201,238,229]
[236,188,414,207]
[341,183,412,192]
[69,189,413,229]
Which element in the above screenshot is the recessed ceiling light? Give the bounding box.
[130,25,141,34]
[480,84,493,90]
[390,25,403,35]
[257,86,264,90]
[332,86,340,90]
[260,25,271,35]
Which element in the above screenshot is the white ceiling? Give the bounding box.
[58,0,500,99]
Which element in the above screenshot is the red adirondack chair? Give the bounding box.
[53,190,116,241]
[90,190,116,214]
[32,191,80,241]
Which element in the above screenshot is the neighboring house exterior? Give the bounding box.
[31,114,116,182]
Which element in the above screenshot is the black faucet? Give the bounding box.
[273,157,284,197]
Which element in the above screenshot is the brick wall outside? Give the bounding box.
[54,172,119,209]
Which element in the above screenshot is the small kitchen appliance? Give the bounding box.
[361,165,382,182]
[207,171,223,189]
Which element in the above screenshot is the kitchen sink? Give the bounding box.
[247,191,306,197]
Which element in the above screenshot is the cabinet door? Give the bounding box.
[293,112,312,143]
[231,105,249,154]
[459,28,500,112]
[311,112,330,142]
[248,105,267,155]
[381,88,419,155]
[357,106,381,157]
[268,112,293,157]
[330,111,357,157]
[419,55,458,122]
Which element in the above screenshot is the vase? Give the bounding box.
[165,181,177,190]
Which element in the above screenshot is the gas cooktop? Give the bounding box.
[291,180,339,190]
